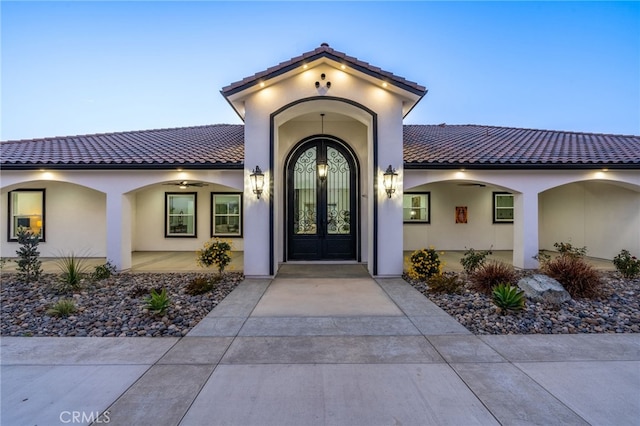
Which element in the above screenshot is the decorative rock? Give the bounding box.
[517,274,571,304]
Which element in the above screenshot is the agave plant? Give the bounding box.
[492,283,525,314]
[144,288,171,315]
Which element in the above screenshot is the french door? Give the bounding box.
[287,139,357,260]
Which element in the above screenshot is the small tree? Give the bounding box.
[15,228,43,284]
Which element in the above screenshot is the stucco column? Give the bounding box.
[513,191,539,269]
[243,110,271,277]
[375,111,404,276]
[106,192,133,271]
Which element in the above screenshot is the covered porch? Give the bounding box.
[1,250,616,274]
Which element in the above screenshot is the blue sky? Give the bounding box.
[2,1,639,141]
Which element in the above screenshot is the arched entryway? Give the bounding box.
[285,136,359,260]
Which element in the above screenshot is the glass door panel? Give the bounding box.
[326,146,351,235]
[293,146,318,235]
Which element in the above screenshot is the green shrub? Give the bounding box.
[46,299,77,317]
[612,249,640,279]
[492,283,526,314]
[15,228,43,284]
[55,252,89,292]
[185,276,217,295]
[460,247,492,274]
[427,273,464,294]
[197,238,232,274]
[144,288,171,315]
[92,261,116,280]
[406,247,443,281]
[470,261,517,294]
[541,255,601,298]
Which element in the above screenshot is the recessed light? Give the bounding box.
[260,82,265,88]
[341,65,346,70]
[382,82,388,88]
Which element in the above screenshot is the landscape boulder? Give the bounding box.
[517,274,571,304]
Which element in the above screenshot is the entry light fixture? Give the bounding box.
[383,165,398,198]
[317,161,328,182]
[250,166,265,199]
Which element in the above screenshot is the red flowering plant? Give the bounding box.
[613,249,640,279]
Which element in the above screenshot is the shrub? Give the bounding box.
[185,276,217,295]
[540,255,601,298]
[427,273,464,294]
[406,247,443,281]
[492,283,526,314]
[15,228,43,284]
[46,299,77,317]
[55,252,89,292]
[470,261,517,294]
[197,238,232,274]
[612,249,640,279]
[460,247,492,274]
[554,242,587,258]
[92,261,116,280]
[144,288,171,315]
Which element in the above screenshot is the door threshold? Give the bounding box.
[282,260,362,265]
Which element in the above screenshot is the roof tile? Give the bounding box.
[2,123,638,169]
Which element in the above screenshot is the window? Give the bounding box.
[8,189,45,241]
[165,193,197,237]
[211,193,242,237]
[493,192,514,223]
[403,192,430,223]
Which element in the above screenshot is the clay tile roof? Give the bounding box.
[403,124,640,169]
[2,123,638,170]
[0,124,244,169]
[221,43,427,97]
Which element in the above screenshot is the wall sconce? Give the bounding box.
[250,166,265,199]
[317,161,328,182]
[383,165,398,198]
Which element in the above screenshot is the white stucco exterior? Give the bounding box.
[2,46,639,276]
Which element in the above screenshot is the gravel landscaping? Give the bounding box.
[408,271,640,335]
[1,272,242,337]
[2,268,639,337]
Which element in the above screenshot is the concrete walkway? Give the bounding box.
[1,264,639,425]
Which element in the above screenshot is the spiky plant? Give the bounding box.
[492,284,526,314]
[46,299,77,318]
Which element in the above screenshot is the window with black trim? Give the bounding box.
[165,192,196,237]
[493,192,514,223]
[211,193,242,237]
[8,189,45,241]
[403,192,430,223]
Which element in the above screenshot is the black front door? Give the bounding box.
[287,139,357,260]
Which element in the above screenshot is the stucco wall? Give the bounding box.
[404,179,640,261]
[403,182,513,251]
[1,181,107,257]
[133,184,245,252]
[539,181,640,259]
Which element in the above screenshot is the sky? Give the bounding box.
[1,1,639,141]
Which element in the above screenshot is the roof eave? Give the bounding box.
[221,50,427,100]
[0,163,245,171]
[403,162,639,170]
